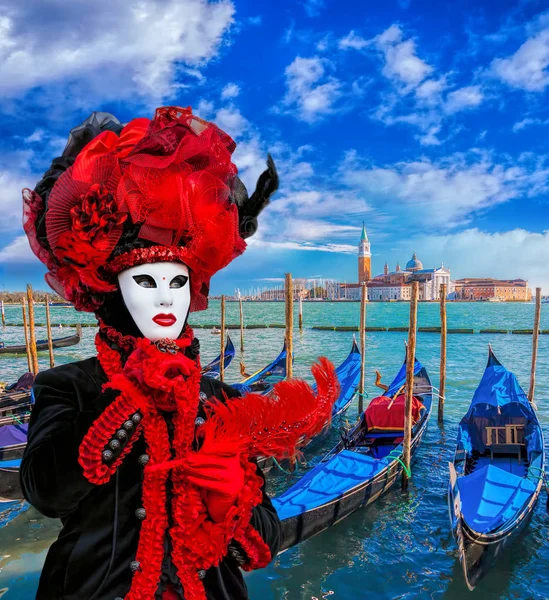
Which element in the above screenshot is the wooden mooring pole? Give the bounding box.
[358,282,367,414]
[26,284,39,375]
[438,283,447,424]
[528,287,542,403]
[21,297,32,373]
[45,295,55,368]
[402,281,419,490]
[239,298,245,353]
[285,273,293,379]
[299,296,303,331]
[220,295,226,383]
[1,300,5,327]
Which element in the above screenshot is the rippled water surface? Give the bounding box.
[1,301,548,599]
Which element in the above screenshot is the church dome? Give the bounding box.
[406,252,423,271]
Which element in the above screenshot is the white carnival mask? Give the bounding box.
[118,262,191,341]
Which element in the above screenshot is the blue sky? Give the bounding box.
[1,0,549,296]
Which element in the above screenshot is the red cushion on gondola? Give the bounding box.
[364,395,423,431]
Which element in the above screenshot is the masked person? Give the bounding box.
[20,106,339,600]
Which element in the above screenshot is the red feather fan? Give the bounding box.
[200,357,340,461]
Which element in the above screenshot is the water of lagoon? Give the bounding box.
[0,300,548,599]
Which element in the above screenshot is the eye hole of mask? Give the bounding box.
[170,275,189,289]
[132,274,157,289]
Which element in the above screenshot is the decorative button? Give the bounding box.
[116,429,128,441]
[130,560,141,573]
[102,450,114,463]
[199,392,207,401]
[194,417,205,427]
[138,454,150,467]
[197,569,206,580]
[109,439,121,451]
[123,420,134,432]
[132,412,142,425]
[135,507,146,520]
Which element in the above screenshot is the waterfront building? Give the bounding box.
[454,278,532,301]
[368,252,453,301]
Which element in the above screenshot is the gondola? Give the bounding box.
[230,343,288,395]
[273,354,432,551]
[448,347,545,590]
[0,402,32,502]
[0,328,81,355]
[201,334,235,379]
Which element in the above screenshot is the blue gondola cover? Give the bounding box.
[273,450,384,520]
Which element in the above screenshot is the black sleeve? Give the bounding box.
[249,463,282,559]
[20,365,99,518]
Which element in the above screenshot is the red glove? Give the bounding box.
[185,451,245,523]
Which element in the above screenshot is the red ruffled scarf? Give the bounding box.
[79,325,340,599]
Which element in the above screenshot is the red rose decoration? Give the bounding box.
[70,183,127,249]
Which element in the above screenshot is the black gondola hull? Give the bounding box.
[279,412,429,552]
[0,333,81,355]
[451,483,542,590]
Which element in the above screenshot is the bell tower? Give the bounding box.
[358,222,371,284]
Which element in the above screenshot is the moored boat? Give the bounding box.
[448,347,545,590]
[0,405,32,502]
[274,354,432,551]
[230,343,287,395]
[0,327,82,355]
[201,334,235,379]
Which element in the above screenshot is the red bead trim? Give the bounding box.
[105,246,191,276]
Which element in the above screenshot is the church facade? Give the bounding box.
[338,227,454,301]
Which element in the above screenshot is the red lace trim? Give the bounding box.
[97,318,137,354]
[78,375,143,484]
[233,524,272,571]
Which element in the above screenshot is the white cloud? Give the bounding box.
[0,0,235,101]
[0,154,34,233]
[339,31,370,51]
[285,221,359,241]
[444,85,484,114]
[221,83,240,100]
[492,29,549,91]
[302,0,325,18]
[341,151,544,229]
[410,228,549,290]
[415,76,448,107]
[0,235,34,263]
[339,25,484,141]
[251,239,357,254]
[512,117,549,132]
[281,56,342,123]
[374,25,432,89]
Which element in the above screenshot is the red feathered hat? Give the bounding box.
[23,106,277,312]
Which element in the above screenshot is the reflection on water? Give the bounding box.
[2,302,549,599]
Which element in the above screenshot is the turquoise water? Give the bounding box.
[1,301,548,599]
